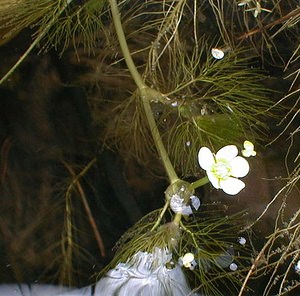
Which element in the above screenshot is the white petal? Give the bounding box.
[230,156,249,177]
[198,147,215,170]
[243,140,254,150]
[216,145,238,161]
[295,260,300,272]
[211,48,224,59]
[238,237,246,245]
[207,170,221,189]
[190,260,197,270]
[170,194,193,215]
[170,194,184,213]
[230,262,238,271]
[181,205,193,216]
[182,253,194,266]
[190,195,200,210]
[242,140,256,157]
[220,177,245,195]
[242,149,253,157]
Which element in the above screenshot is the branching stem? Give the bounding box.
[150,200,170,232]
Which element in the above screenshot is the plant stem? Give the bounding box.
[109,0,146,90]
[180,221,199,249]
[150,200,170,232]
[191,176,209,189]
[237,7,300,41]
[141,93,179,183]
[173,213,182,226]
[109,0,179,184]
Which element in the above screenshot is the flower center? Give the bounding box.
[211,159,232,180]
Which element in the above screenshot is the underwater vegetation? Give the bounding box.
[0,0,299,295]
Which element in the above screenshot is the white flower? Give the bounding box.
[211,48,225,59]
[198,145,250,195]
[211,46,231,59]
[179,253,197,270]
[238,236,247,245]
[295,260,300,273]
[242,140,256,157]
[229,262,238,271]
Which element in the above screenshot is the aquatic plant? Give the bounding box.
[0,0,299,295]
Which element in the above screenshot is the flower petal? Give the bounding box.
[238,237,246,245]
[207,170,220,189]
[243,140,254,150]
[181,206,193,216]
[211,48,225,60]
[189,260,197,270]
[170,194,193,215]
[220,177,245,195]
[230,262,238,271]
[182,253,195,267]
[230,156,249,177]
[242,140,256,157]
[216,145,238,161]
[242,149,254,157]
[190,195,200,210]
[198,147,215,170]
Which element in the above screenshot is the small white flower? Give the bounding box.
[198,145,250,195]
[229,262,238,271]
[242,140,256,157]
[179,253,197,270]
[211,46,231,59]
[295,260,300,273]
[190,195,201,210]
[238,236,247,245]
[211,48,225,60]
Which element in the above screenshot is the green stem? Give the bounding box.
[191,176,209,190]
[109,0,179,184]
[180,221,199,249]
[173,213,182,226]
[150,200,170,232]
[109,0,146,90]
[141,94,179,183]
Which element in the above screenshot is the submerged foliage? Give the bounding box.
[104,40,274,176]
[0,0,107,53]
[103,205,250,296]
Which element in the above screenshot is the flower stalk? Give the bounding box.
[191,176,210,190]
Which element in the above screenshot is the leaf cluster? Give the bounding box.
[0,0,107,54]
